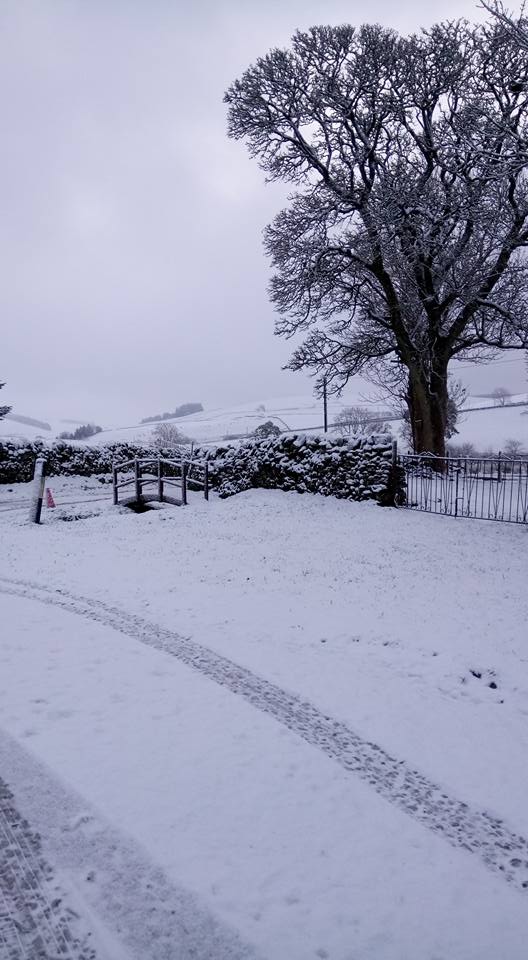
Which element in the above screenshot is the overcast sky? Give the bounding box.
[1,0,526,425]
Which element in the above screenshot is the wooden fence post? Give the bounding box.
[158,458,164,502]
[182,463,188,505]
[134,459,141,503]
[30,457,47,524]
[204,461,209,501]
[112,465,118,505]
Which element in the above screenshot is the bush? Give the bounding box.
[252,420,281,439]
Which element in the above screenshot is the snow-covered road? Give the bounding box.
[2,576,528,895]
[1,484,527,958]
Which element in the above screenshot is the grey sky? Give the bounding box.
[1,0,525,424]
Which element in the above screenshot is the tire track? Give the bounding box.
[0,776,97,960]
[0,729,261,960]
[2,574,528,894]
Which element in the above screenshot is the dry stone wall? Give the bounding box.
[196,433,396,504]
[0,434,400,505]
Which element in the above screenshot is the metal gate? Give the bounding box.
[399,454,528,524]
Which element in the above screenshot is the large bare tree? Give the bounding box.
[225,16,528,457]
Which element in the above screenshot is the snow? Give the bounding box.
[454,402,528,452]
[3,392,527,452]
[1,481,528,957]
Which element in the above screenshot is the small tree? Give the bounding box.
[253,420,281,438]
[151,422,190,448]
[448,441,477,458]
[503,438,525,458]
[491,386,512,406]
[0,381,11,420]
[334,405,391,436]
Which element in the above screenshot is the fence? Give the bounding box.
[399,454,528,524]
[112,457,209,508]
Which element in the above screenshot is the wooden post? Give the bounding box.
[323,378,328,433]
[158,458,164,502]
[134,459,141,503]
[182,463,188,505]
[30,457,47,524]
[391,439,398,468]
[112,465,118,505]
[204,461,209,501]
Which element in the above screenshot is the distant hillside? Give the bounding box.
[6,413,51,430]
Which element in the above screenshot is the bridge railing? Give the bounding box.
[112,457,209,508]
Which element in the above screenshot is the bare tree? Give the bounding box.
[491,386,512,405]
[333,405,391,436]
[151,422,190,449]
[225,16,528,459]
[480,2,528,48]
[503,437,525,457]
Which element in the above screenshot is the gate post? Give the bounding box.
[112,465,118,505]
[204,461,209,501]
[182,463,188,505]
[134,459,141,503]
[29,457,47,524]
[158,458,164,502]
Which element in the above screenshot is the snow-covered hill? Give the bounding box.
[2,391,527,452]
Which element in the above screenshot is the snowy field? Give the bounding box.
[2,392,527,452]
[1,481,528,958]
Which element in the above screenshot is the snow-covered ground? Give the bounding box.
[0,480,527,958]
[454,401,528,452]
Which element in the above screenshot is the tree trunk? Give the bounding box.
[406,363,449,461]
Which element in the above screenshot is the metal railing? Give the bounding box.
[400,454,528,524]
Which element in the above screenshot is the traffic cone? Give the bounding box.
[45,488,56,508]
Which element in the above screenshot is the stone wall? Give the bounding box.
[0,434,401,505]
[196,433,397,504]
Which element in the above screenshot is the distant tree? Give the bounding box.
[59,423,102,440]
[253,420,281,438]
[141,402,203,424]
[151,422,190,448]
[255,404,266,412]
[225,15,528,459]
[491,386,512,406]
[0,381,11,420]
[447,441,477,458]
[334,405,392,437]
[503,438,525,458]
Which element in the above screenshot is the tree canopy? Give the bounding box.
[225,14,528,455]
